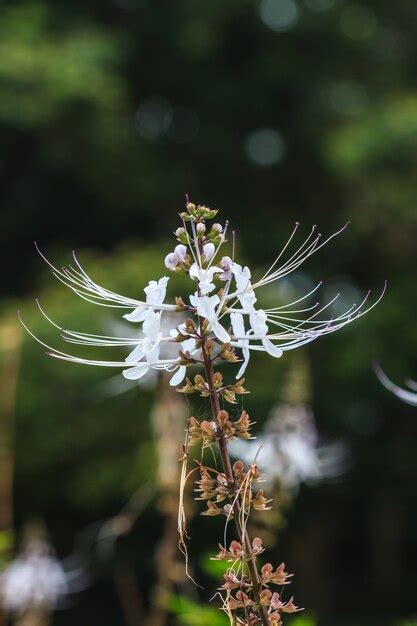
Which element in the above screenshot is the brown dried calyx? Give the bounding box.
[228,584,302,624]
[197,460,268,517]
[187,409,254,446]
[177,370,249,404]
[260,562,293,586]
[213,536,264,561]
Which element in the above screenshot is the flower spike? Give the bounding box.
[24,199,382,626]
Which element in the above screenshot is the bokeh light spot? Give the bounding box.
[260,0,300,32]
[329,81,368,115]
[245,128,286,166]
[134,97,172,140]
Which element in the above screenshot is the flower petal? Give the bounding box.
[203,242,215,260]
[231,312,245,338]
[164,252,178,270]
[175,244,187,261]
[123,306,148,322]
[212,321,231,344]
[262,338,283,358]
[122,364,151,380]
[236,346,250,379]
[125,344,145,364]
[169,366,187,387]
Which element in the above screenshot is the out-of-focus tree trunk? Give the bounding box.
[15,609,49,626]
[114,566,145,626]
[0,316,22,626]
[370,489,403,596]
[144,376,188,626]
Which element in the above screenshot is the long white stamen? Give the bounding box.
[253,223,350,290]
[258,221,300,283]
[35,243,177,311]
[265,281,323,312]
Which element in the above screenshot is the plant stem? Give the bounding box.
[202,344,270,626]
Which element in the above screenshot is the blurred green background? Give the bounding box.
[1,0,416,624]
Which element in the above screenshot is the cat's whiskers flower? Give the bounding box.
[25,204,383,391]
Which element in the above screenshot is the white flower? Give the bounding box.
[123,276,169,322]
[189,263,222,295]
[164,244,187,270]
[203,242,215,261]
[249,309,283,358]
[232,263,257,311]
[230,404,347,491]
[190,294,230,343]
[123,310,163,380]
[167,328,198,387]
[0,542,68,611]
[230,312,251,378]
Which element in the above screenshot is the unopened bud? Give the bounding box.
[175,227,188,244]
[196,222,206,236]
[211,223,223,235]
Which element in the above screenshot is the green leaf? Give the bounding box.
[168,595,228,626]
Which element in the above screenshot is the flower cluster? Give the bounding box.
[213,537,301,625]
[23,200,385,393]
[189,409,254,447]
[195,458,271,517]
